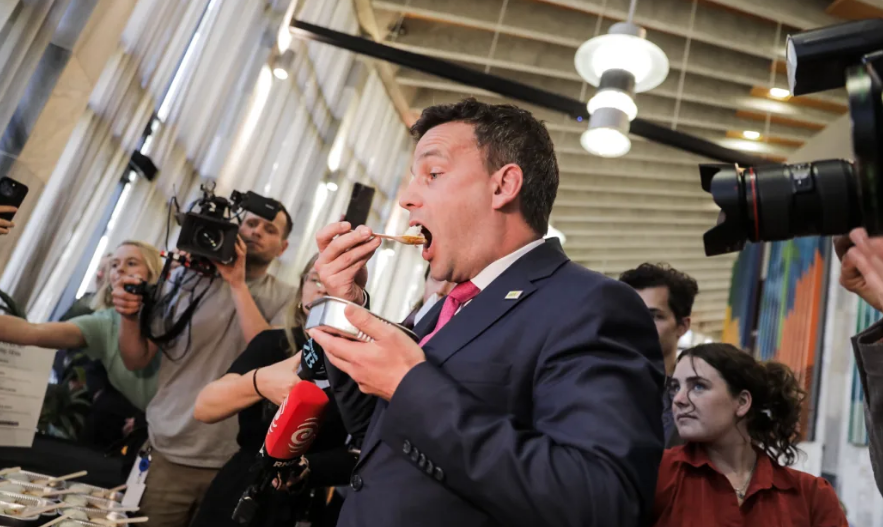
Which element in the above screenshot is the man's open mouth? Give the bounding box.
[411,222,433,248]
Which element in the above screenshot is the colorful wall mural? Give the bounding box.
[721,242,764,350]
[754,237,831,441]
[848,299,882,445]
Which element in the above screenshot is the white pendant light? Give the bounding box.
[575,0,668,158]
[575,23,670,93]
[581,127,632,158]
[588,89,638,121]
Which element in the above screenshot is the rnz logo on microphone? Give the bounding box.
[288,417,319,456]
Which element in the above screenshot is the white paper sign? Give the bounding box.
[0,341,54,447]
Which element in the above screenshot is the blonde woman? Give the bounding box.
[193,254,356,527]
[0,240,163,413]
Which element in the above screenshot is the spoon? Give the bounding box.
[373,233,426,245]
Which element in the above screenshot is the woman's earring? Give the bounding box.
[297,302,303,310]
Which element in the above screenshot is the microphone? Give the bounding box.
[232,381,329,525]
[264,381,329,460]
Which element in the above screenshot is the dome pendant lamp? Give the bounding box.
[575,0,669,157]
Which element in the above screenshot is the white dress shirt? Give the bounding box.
[458,238,545,313]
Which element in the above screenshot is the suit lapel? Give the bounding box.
[422,239,568,366]
[354,240,568,469]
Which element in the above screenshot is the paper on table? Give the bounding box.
[0,342,54,447]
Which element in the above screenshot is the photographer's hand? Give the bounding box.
[0,206,16,235]
[315,222,380,305]
[215,236,247,286]
[836,228,883,312]
[112,276,144,319]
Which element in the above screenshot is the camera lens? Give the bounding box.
[0,180,14,198]
[193,226,224,252]
[700,159,862,256]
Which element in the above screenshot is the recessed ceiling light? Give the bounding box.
[769,87,791,99]
[743,130,761,140]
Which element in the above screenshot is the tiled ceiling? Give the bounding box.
[353,0,860,336]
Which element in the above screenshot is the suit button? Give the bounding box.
[434,467,444,481]
[410,447,420,462]
[403,440,412,455]
[350,474,363,491]
[425,459,434,474]
[418,453,426,469]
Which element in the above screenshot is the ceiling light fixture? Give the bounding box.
[575,0,668,158]
[272,49,295,80]
[743,130,761,140]
[769,87,791,99]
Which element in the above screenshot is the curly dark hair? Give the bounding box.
[677,343,805,466]
[410,98,559,235]
[619,263,699,324]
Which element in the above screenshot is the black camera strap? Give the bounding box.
[139,258,216,349]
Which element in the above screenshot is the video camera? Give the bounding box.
[177,184,282,265]
[700,18,883,256]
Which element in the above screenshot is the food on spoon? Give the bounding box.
[61,522,84,527]
[2,484,24,494]
[6,473,30,482]
[399,226,426,245]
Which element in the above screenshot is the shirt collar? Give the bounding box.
[470,239,545,291]
[673,443,796,492]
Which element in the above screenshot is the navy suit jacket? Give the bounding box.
[325,239,665,527]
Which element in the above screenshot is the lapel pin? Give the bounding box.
[505,291,523,300]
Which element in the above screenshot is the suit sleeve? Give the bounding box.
[380,280,665,527]
[852,319,883,498]
[321,292,377,446]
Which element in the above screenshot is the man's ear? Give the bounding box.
[490,163,523,211]
[277,240,290,257]
[677,316,692,339]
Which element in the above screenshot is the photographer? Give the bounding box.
[112,207,295,527]
[0,241,162,447]
[837,227,883,498]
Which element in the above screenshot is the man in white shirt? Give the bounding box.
[310,98,665,527]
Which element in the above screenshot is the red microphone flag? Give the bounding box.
[264,381,329,460]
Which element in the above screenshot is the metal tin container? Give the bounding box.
[2,472,66,489]
[63,484,123,504]
[305,297,418,342]
[53,520,105,527]
[60,494,125,511]
[0,493,53,510]
[0,494,54,527]
[62,507,128,522]
[0,481,63,498]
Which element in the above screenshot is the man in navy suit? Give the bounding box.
[309,98,665,527]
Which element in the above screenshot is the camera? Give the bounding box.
[124,281,152,296]
[700,18,883,256]
[177,184,282,265]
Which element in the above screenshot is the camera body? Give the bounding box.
[700,19,883,256]
[177,186,282,265]
[124,281,152,296]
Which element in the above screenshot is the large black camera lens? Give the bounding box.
[194,225,225,252]
[0,179,15,198]
[700,159,862,256]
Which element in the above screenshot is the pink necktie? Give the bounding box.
[419,281,480,347]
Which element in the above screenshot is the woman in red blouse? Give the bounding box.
[654,343,847,527]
